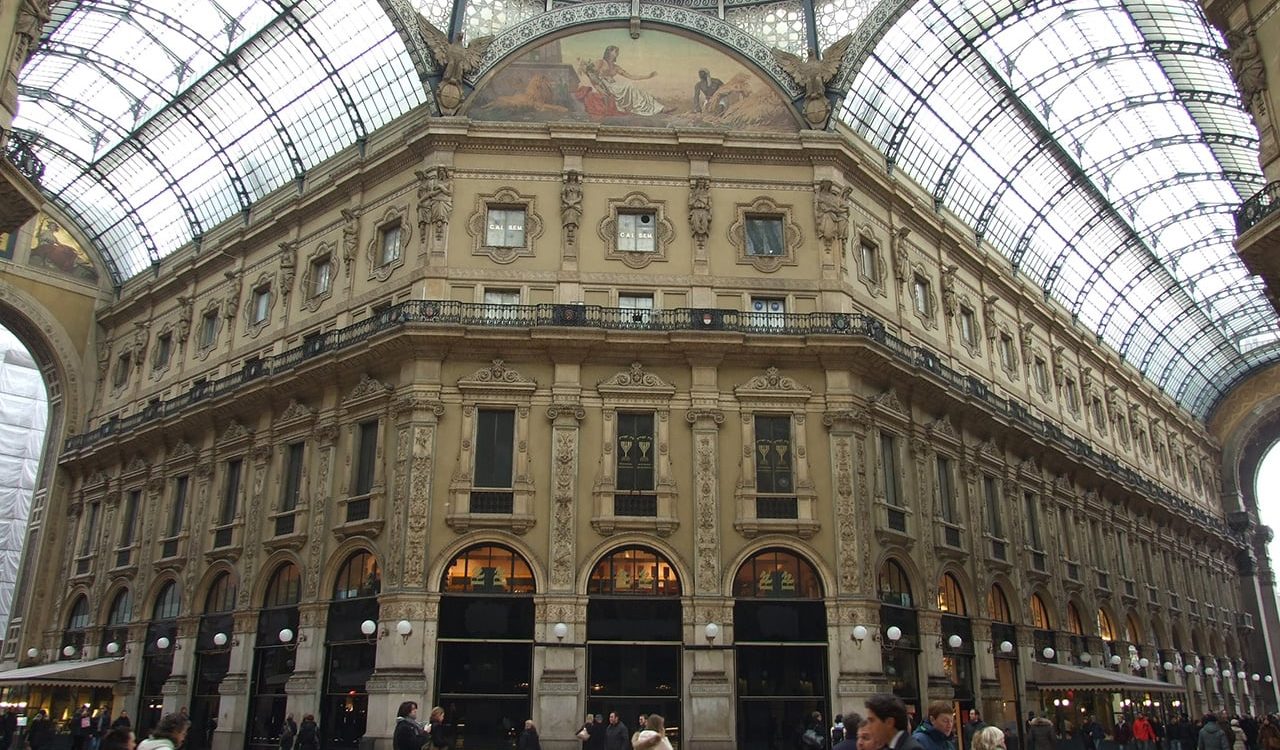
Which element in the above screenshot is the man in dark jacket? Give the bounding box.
[585,714,605,750]
[603,713,629,750]
[1200,715,1230,750]
[866,694,924,750]
[913,702,957,750]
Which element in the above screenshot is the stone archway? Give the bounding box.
[0,282,90,663]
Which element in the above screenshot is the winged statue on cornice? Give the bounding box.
[770,34,854,128]
[415,15,496,114]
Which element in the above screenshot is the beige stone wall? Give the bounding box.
[10,116,1255,743]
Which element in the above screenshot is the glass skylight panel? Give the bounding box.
[816,0,873,48]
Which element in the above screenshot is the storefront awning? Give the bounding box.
[0,658,123,688]
[1030,662,1185,693]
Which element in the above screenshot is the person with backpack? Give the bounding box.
[295,715,319,750]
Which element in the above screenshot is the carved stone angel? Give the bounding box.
[770,34,854,128]
[416,15,496,114]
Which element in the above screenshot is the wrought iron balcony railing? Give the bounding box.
[1237,180,1280,234]
[2,128,45,185]
[64,300,1227,536]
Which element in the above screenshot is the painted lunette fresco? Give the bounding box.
[466,27,800,131]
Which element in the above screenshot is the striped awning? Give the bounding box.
[1031,662,1184,693]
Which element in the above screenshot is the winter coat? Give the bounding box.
[393,718,428,750]
[517,728,541,750]
[1029,717,1057,750]
[604,722,629,750]
[25,717,53,750]
[1200,722,1231,750]
[296,719,319,750]
[1135,719,1157,742]
[914,720,956,750]
[137,738,178,750]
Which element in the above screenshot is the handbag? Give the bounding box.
[577,727,590,742]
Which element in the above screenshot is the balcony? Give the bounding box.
[63,300,1227,539]
[0,129,44,234]
[1236,181,1280,314]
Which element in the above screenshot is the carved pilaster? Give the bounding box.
[547,403,585,593]
[394,397,445,590]
[687,409,725,595]
[824,410,863,595]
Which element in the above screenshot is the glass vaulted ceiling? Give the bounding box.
[12,0,1278,418]
[840,0,1276,417]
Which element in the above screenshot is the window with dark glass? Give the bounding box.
[1065,375,1079,411]
[114,352,131,387]
[745,216,784,256]
[936,456,956,524]
[438,545,535,750]
[163,476,187,558]
[191,573,236,750]
[276,442,304,535]
[474,409,514,496]
[220,459,242,526]
[78,501,100,559]
[983,476,1002,537]
[61,596,90,659]
[101,590,131,656]
[140,582,181,735]
[615,412,655,516]
[117,489,140,567]
[881,432,901,506]
[1023,492,1042,549]
[325,552,380,750]
[877,560,920,716]
[351,421,378,497]
[754,415,792,494]
[247,565,300,750]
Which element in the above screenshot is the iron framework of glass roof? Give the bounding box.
[11,0,1277,419]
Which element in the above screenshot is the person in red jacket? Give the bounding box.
[1135,714,1158,750]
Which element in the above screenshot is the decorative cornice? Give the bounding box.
[597,362,675,396]
[735,366,811,397]
[458,359,537,391]
[216,420,253,448]
[342,374,393,407]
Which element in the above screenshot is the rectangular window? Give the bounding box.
[745,216,785,256]
[619,294,654,325]
[616,212,656,252]
[311,256,332,297]
[1058,507,1074,559]
[475,409,515,489]
[113,354,131,387]
[749,296,786,329]
[616,412,655,493]
[379,222,402,265]
[220,459,242,526]
[354,421,378,496]
[168,476,188,538]
[937,456,956,523]
[859,240,879,282]
[754,415,793,494]
[1023,491,1042,549]
[1116,532,1130,576]
[79,502,100,558]
[250,286,270,324]
[1065,376,1079,411]
[983,475,1002,537]
[119,490,140,548]
[1091,397,1106,427]
[486,207,527,247]
[960,307,977,346]
[154,333,172,370]
[1033,357,1049,393]
[912,275,931,317]
[881,432,901,507]
[999,333,1016,370]
[200,311,219,349]
[483,289,520,306]
[281,442,305,513]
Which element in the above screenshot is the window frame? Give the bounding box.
[599,192,674,269]
[733,367,817,538]
[593,362,679,535]
[448,360,538,534]
[365,205,411,282]
[730,196,801,272]
[468,187,543,263]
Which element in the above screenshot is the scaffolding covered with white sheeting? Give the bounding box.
[0,327,47,633]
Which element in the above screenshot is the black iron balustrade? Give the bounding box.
[2,128,45,185]
[1236,180,1280,234]
[63,299,1228,536]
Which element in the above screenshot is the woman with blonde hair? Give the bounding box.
[972,725,1008,750]
[632,715,673,750]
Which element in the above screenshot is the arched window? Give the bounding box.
[437,544,536,749]
[263,564,301,608]
[1067,604,1085,635]
[587,545,680,596]
[1125,614,1142,644]
[988,586,1012,623]
[442,545,534,593]
[153,581,181,620]
[734,548,829,748]
[205,573,237,614]
[1030,594,1052,629]
[1097,609,1116,640]
[334,550,381,600]
[733,548,822,598]
[938,574,966,614]
[108,591,131,625]
[877,560,913,607]
[67,596,90,630]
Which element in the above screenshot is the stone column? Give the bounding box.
[539,396,586,750]
[920,610,953,703]
[282,601,326,719]
[160,615,199,714]
[212,611,259,750]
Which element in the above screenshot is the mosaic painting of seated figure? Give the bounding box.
[468,27,799,131]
